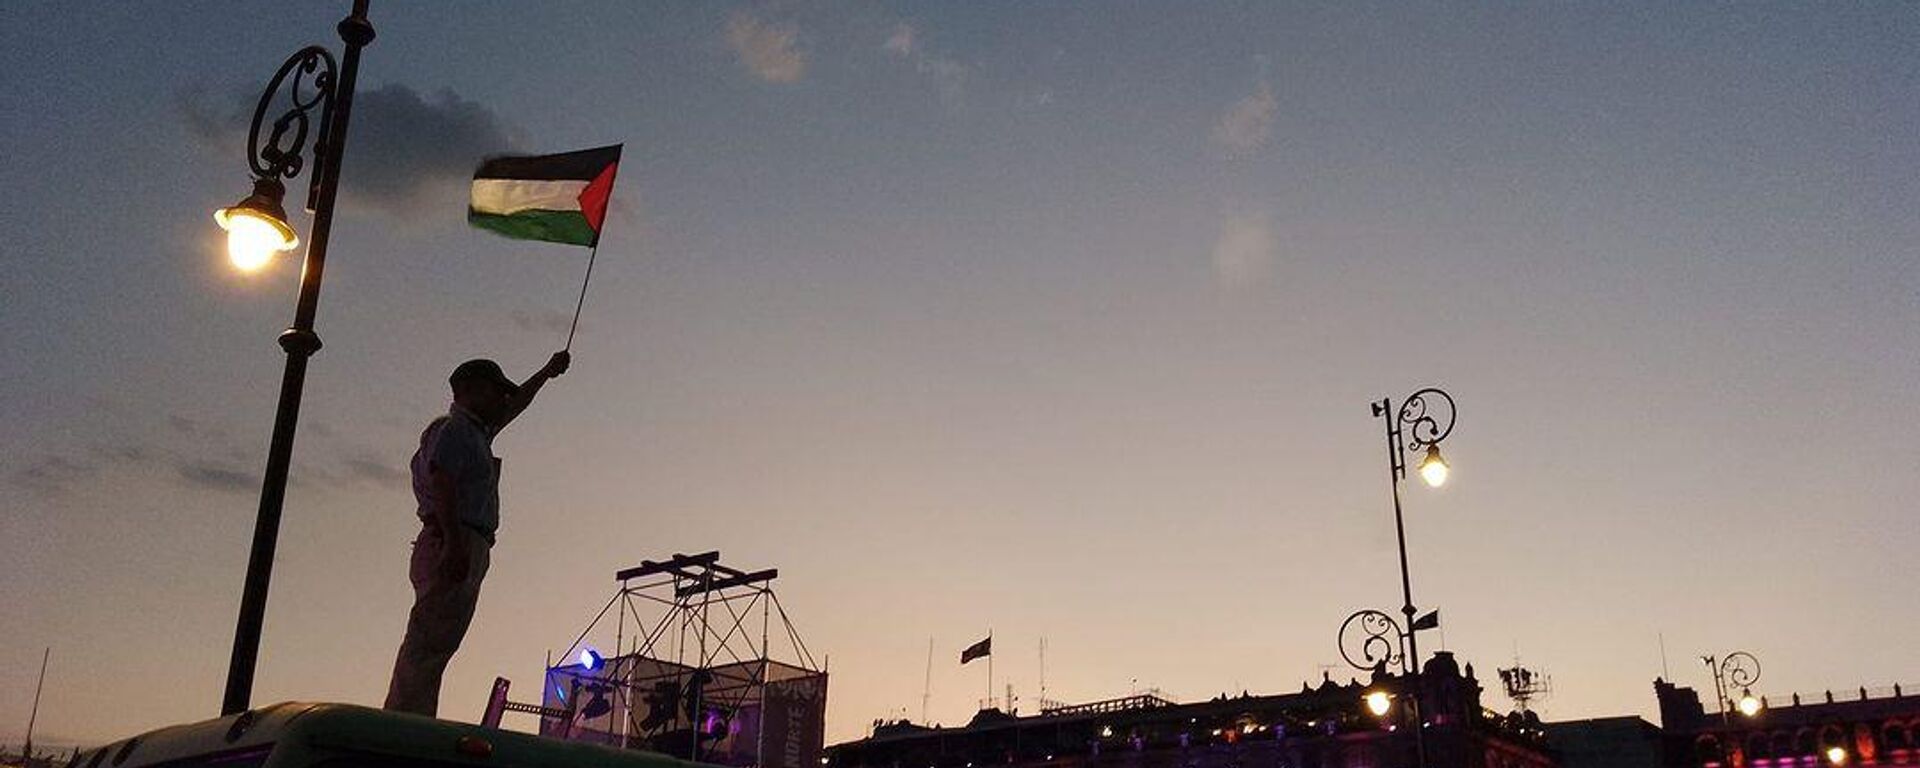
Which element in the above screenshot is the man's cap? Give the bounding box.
[449,359,520,396]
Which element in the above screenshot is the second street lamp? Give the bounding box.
[214,0,375,716]
[1702,651,1764,724]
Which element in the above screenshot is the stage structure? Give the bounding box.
[542,552,827,768]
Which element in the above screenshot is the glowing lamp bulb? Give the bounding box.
[1365,690,1392,717]
[1418,446,1449,488]
[1737,692,1761,717]
[214,177,298,273]
[1826,748,1847,766]
[580,648,603,670]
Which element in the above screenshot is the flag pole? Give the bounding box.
[987,629,993,709]
[564,242,600,352]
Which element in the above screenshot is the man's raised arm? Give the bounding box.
[494,351,570,432]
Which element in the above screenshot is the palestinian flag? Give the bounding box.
[469,144,622,247]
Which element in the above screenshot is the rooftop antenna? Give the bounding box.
[921,637,933,723]
[1038,637,1047,709]
[24,647,48,763]
[1497,647,1552,713]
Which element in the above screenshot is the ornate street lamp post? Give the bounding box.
[213,0,375,716]
[1702,651,1764,724]
[1336,387,1454,768]
[1373,387,1455,674]
[1339,608,1432,768]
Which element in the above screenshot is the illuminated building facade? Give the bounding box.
[827,652,1552,768]
[1654,680,1919,768]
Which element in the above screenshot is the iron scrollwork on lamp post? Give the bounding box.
[1339,609,1408,674]
[1338,608,1434,768]
[1703,651,1764,724]
[214,0,375,717]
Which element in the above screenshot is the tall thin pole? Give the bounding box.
[987,630,994,709]
[1039,637,1046,708]
[565,243,600,351]
[615,593,626,747]
[24,648,48,761]
[1379,396,1426,768]
[921,637,933,723]
[223,0,374,717]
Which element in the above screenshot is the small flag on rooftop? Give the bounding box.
[469,144,622,247]
[960,636,991,665]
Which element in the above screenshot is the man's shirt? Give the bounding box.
[411,406,501,540]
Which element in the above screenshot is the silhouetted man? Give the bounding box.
[385,351,569,716]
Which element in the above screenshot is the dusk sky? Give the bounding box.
[3,1,1917,750]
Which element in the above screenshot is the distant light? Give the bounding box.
[580,648,604,670]
[1418,446,1449,488]
[1365,690,1393,717]
[819,758,829,765]
[1826,748,1847,766]
[1737,692,1762,717]
[1100,726,1113,738]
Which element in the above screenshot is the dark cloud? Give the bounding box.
[88,444,153,464]
[344,85,526,214]
[179,82,525,217]
[177,462,257,494]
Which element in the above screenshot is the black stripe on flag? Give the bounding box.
[960,636,991,665]
[474,144,623,181]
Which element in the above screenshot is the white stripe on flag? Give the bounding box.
[470,178,590,216]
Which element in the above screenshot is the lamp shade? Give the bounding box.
[215,177,298,270]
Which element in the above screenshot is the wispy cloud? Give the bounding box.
[883,23,915,57]
[179,83,524,216]
[1212,83,1277,153]
[342,456,409,489]
[1212,213,1278,288]
[511,309,575,335]
[727,11,806,84]
[882,22,967,104]
[11,455,99,498]
[177,462,257,494]
[10,404,416,500]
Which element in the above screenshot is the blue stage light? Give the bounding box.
[580,648,604,670]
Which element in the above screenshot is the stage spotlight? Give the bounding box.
[580,648,604,670]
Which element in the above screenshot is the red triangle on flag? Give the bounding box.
[576,161,619,239]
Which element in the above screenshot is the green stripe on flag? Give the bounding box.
[467,209,598,247]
